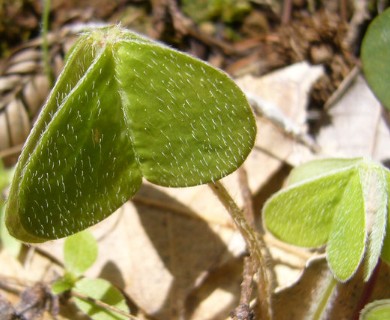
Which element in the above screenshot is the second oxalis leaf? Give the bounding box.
[263,158,390,282]
[5,25,256,243]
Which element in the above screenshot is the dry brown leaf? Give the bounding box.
[0,250,25,304]
[273,257,331,319]
[274,257,390,320]
[236,62,321,187]
[5,99,30,146]
[185,258,243,320]
[317,74,390,161]
[0,115,10,150]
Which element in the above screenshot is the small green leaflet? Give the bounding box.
[361,8,390,110]
[52,230,98,294]
[263,158,390,282]
[64,230,98,276]
[5,25,256,243]
[360,300,390,320]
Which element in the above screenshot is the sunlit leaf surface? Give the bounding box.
[263,158,389,281]
[5,26,256,242]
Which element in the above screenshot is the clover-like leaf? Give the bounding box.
[361,8,390,110]
[263,158,390,282]
[5,25,256,243]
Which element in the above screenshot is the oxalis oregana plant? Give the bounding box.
[4,24,272,317]
[5,25,256,242]
[8,8,390,318]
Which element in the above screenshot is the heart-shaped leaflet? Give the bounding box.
[5,25,256,243]
[263,158,390,282]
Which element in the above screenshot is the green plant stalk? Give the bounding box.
[209,181,272,320]
[41,0,54,85]
[312,276,337,320]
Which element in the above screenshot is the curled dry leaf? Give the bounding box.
[235,61,321,188]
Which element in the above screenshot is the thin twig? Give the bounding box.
[324,66,360,110]
[238,167,255,228]
[209,181,272,320]
[41,0,54,86]
[240,257,254,306]
[231,257,255,320]
[281,0,293,25]
[71,290,139,320]
[233,168,257,319]
[340,0,348,21]
[343,0,370,52]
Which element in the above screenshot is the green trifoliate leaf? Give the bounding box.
[360,300,390,320]
[5,25,256,243]
[73,278,129,320]
[263,158,390,282]
[362,8,390,110]
[64,230,98,276]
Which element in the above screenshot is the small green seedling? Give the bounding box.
[52,230,129,320]
[52,230,98,294]
[5,25,256,243]
[263,158,390,282]
[361,7,390,110]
